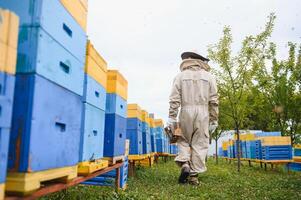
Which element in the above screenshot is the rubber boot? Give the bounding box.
[188,175,200,186]
[178,163,190,184]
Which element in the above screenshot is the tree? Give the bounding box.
[208,14,276,172]
[253,42,301,144]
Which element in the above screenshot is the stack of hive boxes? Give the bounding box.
[78,41,108,175]
[227,140,235,158]
[149,113,157,154]
[221,141,228,157]
[293,145,301,163]
[104,70,128,161]
[240,134,255,158]
[3,0,88,194]
[0,9,19,200]
[287,145,301,171]
[165,134,170,154]
[141,110,151,156]
[154,119,164,153]
[126,104,143,156]
[260,136,292,161]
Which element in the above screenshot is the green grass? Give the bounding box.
[42,158,301,200]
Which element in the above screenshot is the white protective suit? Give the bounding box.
[169,58,219,175]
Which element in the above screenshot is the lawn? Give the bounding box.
[42,158,301,200]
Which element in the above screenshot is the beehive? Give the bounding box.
[107,70,128,100]
[60,0,88,31]
[127,104,142,120]
[85,41,108,89]
[260,136,291,146]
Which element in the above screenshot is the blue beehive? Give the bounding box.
[142,122,151,154]
[246,141,256,159]
[126,118,143,155]
[223,150,228,157]
[16,26,85,96]
[255,140,262,160]
[150,127,156,153]
[294,148,301,157]
[156,139,164,153]
[80,103,106,162]
[262,145,292,160]
[104,114,127,157]
[241,141,247,158]
[0,0,87,62]
[9,74,82,172]
[256,131,281,137]
[0,72,15,128]
[106,93,127,118]
[170,144,178,155]
[83,74,106,111]
[0,129,10,183]
[0,72,15,183]
[83,157,129,189]
[287,162,301,172]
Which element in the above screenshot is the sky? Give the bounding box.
[87,0,300,122]
[87,0,300,154]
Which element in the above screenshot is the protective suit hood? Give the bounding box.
[180,58,210,72]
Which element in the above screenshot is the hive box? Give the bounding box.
[127,104,142,121]
[156,139,164,153]
[260,136,291,146]
[0,129,10,183]
[80,103,106,162]
[0,0,87,62]
[17,27,84,96]
[9,74,82,172]
[83,74,106,111]
[0,9,19,74]
[104,114,127,157]
[106,93,127,118]
[262,145,292,160]
[106,70,128,101]
[85,41,107,89]
[142,122,151,154]
[60,0,88,31]
[0,72,15,128]
[126,129,143,155]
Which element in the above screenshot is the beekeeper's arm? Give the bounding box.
[168,75,181,124]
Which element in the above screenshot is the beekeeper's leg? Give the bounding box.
[175,110,194,183]
[190,113,210,176]
[175,109,194,165]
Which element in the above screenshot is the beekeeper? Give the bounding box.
[167,51,219,185]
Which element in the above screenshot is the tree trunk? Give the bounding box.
[236,127,241,172]
[215,139,218,164]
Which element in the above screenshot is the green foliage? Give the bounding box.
[208,13,301,146]
[42,159,301,200]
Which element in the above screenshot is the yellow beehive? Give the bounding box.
[107,70,128,100]
[60,0,87,31]
[141,110,150,125]
[127,104,142,120]
[229,140,234,146]
[154,119,163,127]
[85,41,107,88]
[0,9,19,74]
[222,141,229,151]
[234,133,255,141]
[149,118,155,128]
[260,136,291,146]
[0,183,4,200]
